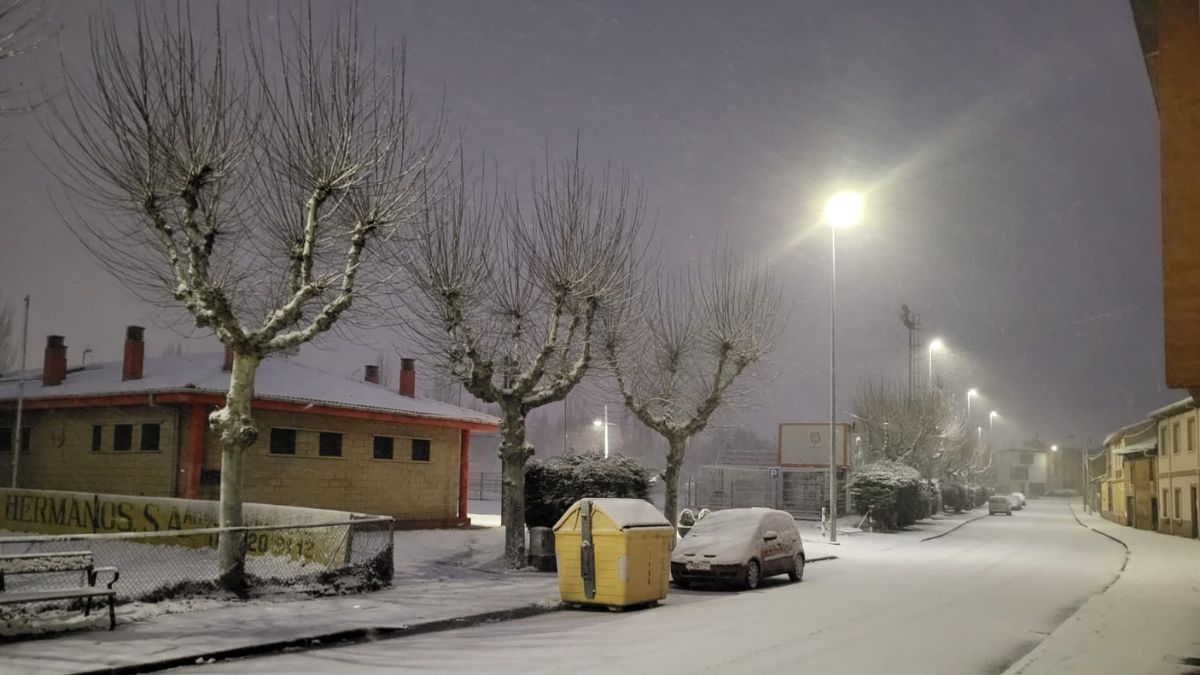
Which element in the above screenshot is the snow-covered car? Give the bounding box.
[1010,492,1026,509]
[670,508,804,590]
[988,495,1013,515]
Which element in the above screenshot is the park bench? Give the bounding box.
[0,551,120,630]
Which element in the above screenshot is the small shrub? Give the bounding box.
[849,461,922,532]
[524,452,652,528]
[942,483,967,513]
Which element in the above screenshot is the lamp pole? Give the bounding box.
[592,405,610,458]
[822,190,863,544]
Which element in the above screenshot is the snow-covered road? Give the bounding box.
[189,500,1125,675]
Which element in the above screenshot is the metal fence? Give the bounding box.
[473,472,502,500]
[0,516,394,603]
[692,465,848,519]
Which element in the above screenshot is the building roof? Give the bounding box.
[0,354,500,428]
[1103,418,1156,447]
[1147,396,1196,420]
[1113,438,1157,456]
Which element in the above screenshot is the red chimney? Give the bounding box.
[364,364,380,384]
[222,346,233,372]
[43,335,67,387]
[122,326,145,381]
[399,358,416,398]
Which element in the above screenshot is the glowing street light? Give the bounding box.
[592,405,611,458]
[821,189,864,545]
[966,388,979,424]
[928,338,945,384]
[1051,444,1059,452]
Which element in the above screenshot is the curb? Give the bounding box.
[807,555,838,563]
[78,602,563,674]
[1067,502,1130,575]
[918,512,990,542]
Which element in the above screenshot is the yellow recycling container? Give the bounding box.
[553,498,673,609]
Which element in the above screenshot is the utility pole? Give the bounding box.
[900,304,920,400]
[11,294,29,488]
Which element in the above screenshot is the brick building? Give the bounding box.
[0,327,498,527]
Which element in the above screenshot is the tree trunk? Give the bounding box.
[499,411,533,569]
[211,351,261,593]
[663,435,686,531]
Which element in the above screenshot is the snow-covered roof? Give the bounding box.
[1148,396,1196,421]
[1103,418,1156,447]
[1113,438,1157,456]
[0,354,499,428]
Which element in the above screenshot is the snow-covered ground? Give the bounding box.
[189,499,1124,674]
[1005,502,1200,675]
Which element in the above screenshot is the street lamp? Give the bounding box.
[966,388,978,425]
[1051,444,1058,452]
[928,338,945,384]
[822,189,863,545]
[989,410,999,450]
[592,404,611,458]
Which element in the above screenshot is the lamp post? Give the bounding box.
[592,405,611,458]
[966,388,978,426]
[822,190,863,544]
[928,338,945,385]
[989,411,999,451]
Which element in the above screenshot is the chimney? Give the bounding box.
[43,335,67,387]
[364,364,380,384]
[222,346,233,372]
[399,358,416,398]
[122,325,145,381]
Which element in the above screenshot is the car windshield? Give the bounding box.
[686,511,762,539]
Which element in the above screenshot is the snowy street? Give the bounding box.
[189,500,1124,674]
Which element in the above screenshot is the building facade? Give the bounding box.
[1151,397,1199,538]
[992,444,1048,497]
[0,328,499,527]
[1099,420,1157,528]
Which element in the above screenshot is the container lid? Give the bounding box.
[553,498,670,531]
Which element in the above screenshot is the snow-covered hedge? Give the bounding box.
[849,461,923,532]
[524,453,652,528]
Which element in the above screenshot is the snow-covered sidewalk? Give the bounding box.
[0,527,559,675]
[1005,501,1200,674]
[798,508,990,561]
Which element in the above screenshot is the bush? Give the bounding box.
[916,480,937,520]
[849,461,923,532]
[942,483,966,513]
[524,452,652,528]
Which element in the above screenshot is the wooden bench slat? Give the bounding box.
[0,551,94,561]
[0,552,94,574]
[0,588,115,604]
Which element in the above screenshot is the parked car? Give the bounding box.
[988,495,1013,515]
[1010,492,1026,509]
[670,508,804,590]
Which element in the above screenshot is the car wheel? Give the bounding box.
[788,554,805,582]
[744,560,761,590]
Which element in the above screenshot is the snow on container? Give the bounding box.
[552,498,672,609]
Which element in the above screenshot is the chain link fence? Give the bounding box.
[473,472,502,500]
[0,516,394,603]
[692,465,848,519]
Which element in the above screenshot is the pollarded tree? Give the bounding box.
[401,152,643,568]
[605,251,782,529]
[53,4,436,590]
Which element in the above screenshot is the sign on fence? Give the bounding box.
[0,488,355,566]
[779,422,851,468]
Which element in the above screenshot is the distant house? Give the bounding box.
[991,440,1050,498]
[0,327,499,527]
[1099,420,1157,530]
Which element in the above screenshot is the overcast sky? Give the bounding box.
[0,0,1169,449]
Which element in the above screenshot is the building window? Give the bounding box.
[373,436,394,460]
[1164,489,1171,518]
[140,423,161,451]
[92,425,103,452]
[1190,419,1197,453]
[113,424,133,451]
[1175,488,1183,521]
[318,432,343,458]
[411,438,431,462]
[269,428,297,455]
[1020,453,1034,465]
[1174,422,1182,454]
[1010,466,1029,480]
[0,428,30,454]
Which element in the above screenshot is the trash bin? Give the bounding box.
[553,498,673,609]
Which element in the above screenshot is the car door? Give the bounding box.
[761,513,791,574]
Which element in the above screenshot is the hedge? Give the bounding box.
[524,452,652,528]
[849,461,923,532]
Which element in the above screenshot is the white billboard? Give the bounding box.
[779,422,851,468]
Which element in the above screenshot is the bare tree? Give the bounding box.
[851,378,969,478]
[401,151,643,568]
[53,4,436,590]
[0,0,53,116]
[605,251,782,529]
